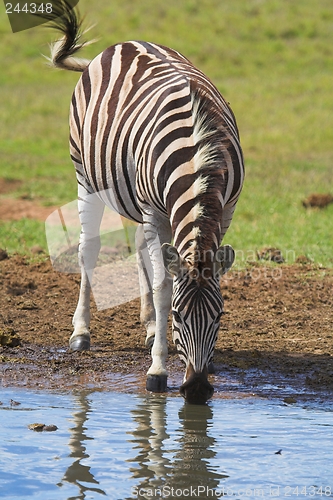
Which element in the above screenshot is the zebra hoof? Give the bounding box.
[146,374,167,393]
[145,335,155,349]
[69,336,90,351]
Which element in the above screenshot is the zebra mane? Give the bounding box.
[181,88,231,266]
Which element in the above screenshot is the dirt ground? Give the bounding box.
[0,178,57,221]
[1,177,333,399]
[1,250,332,398]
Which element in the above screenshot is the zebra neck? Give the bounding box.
[174,216,222,268]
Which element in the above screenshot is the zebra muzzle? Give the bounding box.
[179,368,214,405]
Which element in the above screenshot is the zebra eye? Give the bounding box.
[172,310,182,323]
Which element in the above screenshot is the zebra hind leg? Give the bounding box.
[135,225,156,348]
[70,190,105,351]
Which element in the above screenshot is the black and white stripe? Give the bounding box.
[45,1,244,402]
[172,273,223,372]
[70,41,243,226]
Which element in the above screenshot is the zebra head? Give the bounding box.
[162,243,235,404]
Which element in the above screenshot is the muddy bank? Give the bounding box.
[0,254,333,397]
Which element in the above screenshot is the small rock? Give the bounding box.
[18,300,38,310]
[43,424,58,432]
[283,396,297,405]
[0,248,8,261]
[0,328,21,347]
[30,245,45,255]
[257,247,284,264]
[28,423,46,432]
[295,255,312,265]
[10,399,21,406]
[28,423,58,432]
[302,193,333,208]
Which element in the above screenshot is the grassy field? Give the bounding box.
[0,0,332,266]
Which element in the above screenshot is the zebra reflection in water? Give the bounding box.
[58,391,105,499]
[128,396,228,498]
[60,392,227,498]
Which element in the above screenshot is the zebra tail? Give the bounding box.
[43,0,94,72]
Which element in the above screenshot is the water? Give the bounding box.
[0,388,332,500]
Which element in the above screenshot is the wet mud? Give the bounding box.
[0,253,333,400]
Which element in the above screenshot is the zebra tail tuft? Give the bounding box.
[42,0,95,72]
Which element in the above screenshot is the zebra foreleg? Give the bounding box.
[135,225,156,348]
[142,215,172,393]
[70,190,105,351]
[146,276,172,393]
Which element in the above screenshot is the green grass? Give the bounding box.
[0,219,46,253]
[0,0,332,265]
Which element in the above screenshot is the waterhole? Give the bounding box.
[0,386,332,499]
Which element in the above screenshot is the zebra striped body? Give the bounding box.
[70,41,242,231]
[47,3,244,403]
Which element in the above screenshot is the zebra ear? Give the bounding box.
[161,243,182,277]
[214,244,235,276]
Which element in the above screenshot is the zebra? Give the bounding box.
[44,1,244,404]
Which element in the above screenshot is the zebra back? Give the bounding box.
[69,41,244,266]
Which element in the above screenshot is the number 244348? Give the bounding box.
[6,3,53,14]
